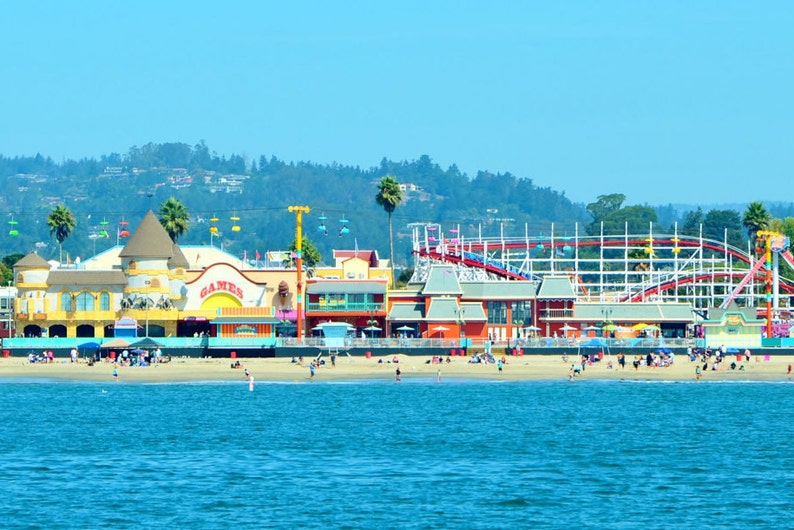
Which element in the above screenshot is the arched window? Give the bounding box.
[150,278,161,289]
[61,292,72,312]
[76,292,95,311]
[99,292,110,311]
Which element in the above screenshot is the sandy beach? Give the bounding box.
[1,352,793,383]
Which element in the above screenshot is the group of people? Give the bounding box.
[28,351,54,364]
[114,348,168,367]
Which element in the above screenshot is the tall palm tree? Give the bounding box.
[159,197,190,242]
[47,205,76,264]
[743,201,772,243]
[375,175,403,284]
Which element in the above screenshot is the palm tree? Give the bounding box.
[283,236,321,269]
[743,201,772,243]
[375,175,403,284]
[159,197,190,242]
[47,205,76,264]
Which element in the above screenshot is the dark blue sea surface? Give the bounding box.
[1,378,793,529]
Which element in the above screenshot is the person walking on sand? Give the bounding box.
[497,359,503,374]
[309,363,315,379]
[395,367,401,382]
[436,368,441,382]
[112,367,119,383]
[695,365,702,381]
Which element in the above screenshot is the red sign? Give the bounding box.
[200,280,244,299]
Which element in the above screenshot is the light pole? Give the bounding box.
[144,280,151,337]
[455,306,466,339]
[601,307,613,337]
[288,206,310,339]
[6,280,11,340]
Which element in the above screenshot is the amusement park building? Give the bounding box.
[385,264,694,342]
[10,211,697,343]
[11,211,395,340]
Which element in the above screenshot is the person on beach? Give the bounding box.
[695,366,702,381]
[309,364,315,379]
[331,353,336,367]
[437,368,441,382]
[395,367,401,382]
[244,368,250,378]
[112,367,119,382]
[497,359,503,374]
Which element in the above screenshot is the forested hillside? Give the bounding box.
[0,143,588,267]
[0,142,784,269]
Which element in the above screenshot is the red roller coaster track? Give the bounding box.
[416,235,794,301]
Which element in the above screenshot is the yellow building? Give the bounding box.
[12,211,392,340]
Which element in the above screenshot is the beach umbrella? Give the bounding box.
[363,325,381,337]
[583,325,600,331]
[131,337,164,348]
[524,325,541,331]
[433,325,449,332]
[101,338,131,349]
[395,325,414,332]
[602,324,619,332]
[79,341,101,350]
[631,323,648,331]
[560,324,576,331]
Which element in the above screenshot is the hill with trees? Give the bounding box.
[0,142,789,279]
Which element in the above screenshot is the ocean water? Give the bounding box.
[1,378,793,529]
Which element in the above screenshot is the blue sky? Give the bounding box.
[1,1,792,205]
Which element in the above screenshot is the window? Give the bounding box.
[76,292,95,311]
[511,301,532,325]
[61,292,72,312]
[487,301,507,324]
[99,292,110,311]
[347,293,366,305]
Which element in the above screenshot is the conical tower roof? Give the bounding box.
[168,242,190,269]
[119,211,175,259]
[14,252,51,269]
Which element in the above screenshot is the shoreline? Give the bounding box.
[2,354,793,384]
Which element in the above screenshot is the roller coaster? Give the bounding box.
[409,222,794,311]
